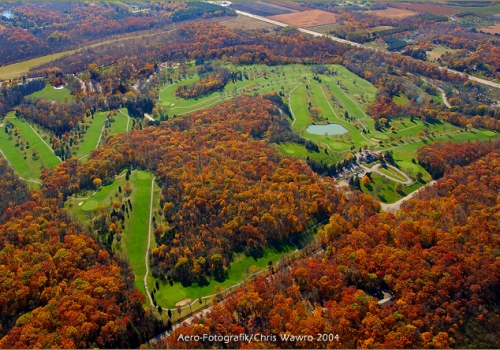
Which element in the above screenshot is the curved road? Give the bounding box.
[362,163,413,185]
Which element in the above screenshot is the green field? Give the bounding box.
[0,113,60,184]
[28,85,73,103]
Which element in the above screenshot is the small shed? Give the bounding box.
[378,291,394,308]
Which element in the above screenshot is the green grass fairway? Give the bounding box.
[28,85,73,103]
[76,112,107,159]
[0,114,60,183]
[108,109,131,135]
[67,170,158,296]
[122,171,158,295]
[154,243,294,308]
[160,64,317,116]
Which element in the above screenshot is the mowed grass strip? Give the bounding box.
[76,112,107,158]
[0,115,60,181]
[0,29,175,81]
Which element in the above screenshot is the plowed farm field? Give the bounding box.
[230,2,296,17]
[267,9,339,27]
[382,2,461,16]
[369,7,419,19]
[270,2,307,12]
[479,23,500,34]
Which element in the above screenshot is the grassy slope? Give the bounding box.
[27,85,73,103]
[0,30,173,81]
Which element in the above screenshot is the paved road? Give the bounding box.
[235,10,500,91]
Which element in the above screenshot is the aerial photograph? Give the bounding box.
[0,0,499,348]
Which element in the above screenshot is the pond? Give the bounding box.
[306,123,348,136]
[2,11,13,19]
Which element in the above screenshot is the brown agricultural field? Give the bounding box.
[369,7,419,19]
[479,23,500,34]
[383,2,461,16]
[270,2,308,12]
[267,9,339,28]
[230,2,296,17]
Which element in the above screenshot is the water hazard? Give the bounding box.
[306,123,348,135]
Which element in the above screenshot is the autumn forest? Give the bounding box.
[1,0,500,349]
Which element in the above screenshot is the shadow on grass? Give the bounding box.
[377,195,387,203]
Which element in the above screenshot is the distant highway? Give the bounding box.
[234,10,500,91]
